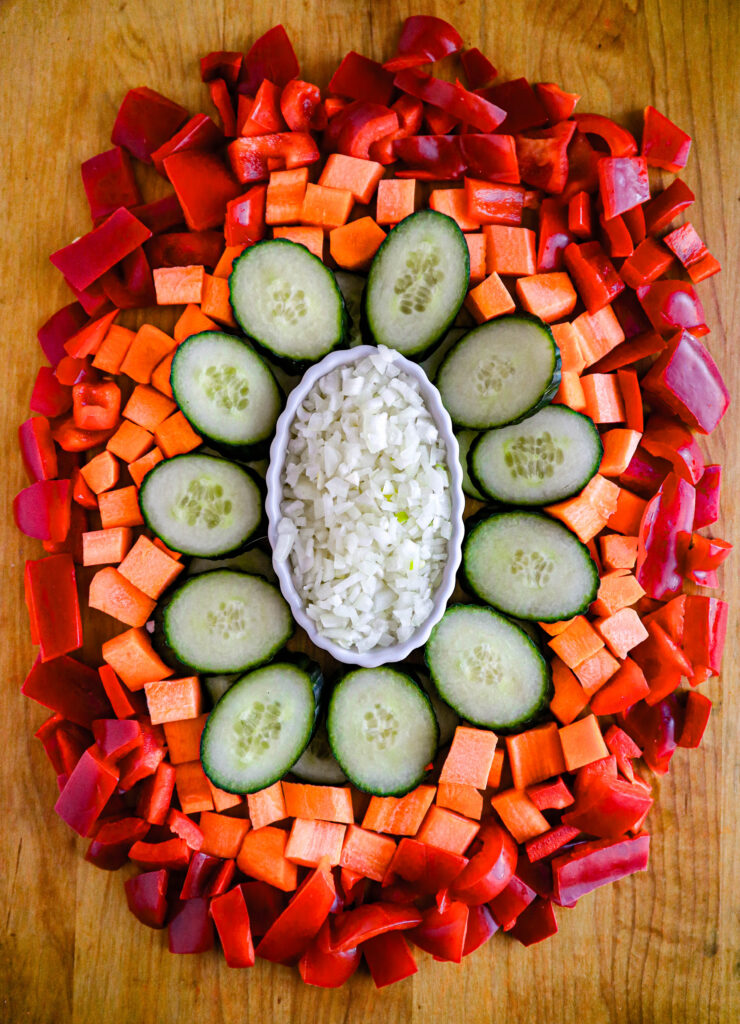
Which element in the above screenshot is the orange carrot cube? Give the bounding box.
[285,818,347,867]
[88,567,156,627]
[339,824,397,881]
[101,627,174,690]
[272,225,325,260]
[559,714,609,771]
[465,272,516,323]
[163,714,209,764]
[594,607,649,659]
[106,419,154,463]
[174,759,214,814]
[120,324,177,384]
[145,676,202,725]
[98,485,144,528]
[153,265,205,305]
[154,411,201,458]
[117,535,184,599]
[300,182,354,229]
[319,154,383,205]
[128,447,164,488]
[123,385,176,431]
[376,178,416,225]
[439,725,498,789]
[82,526,133,566]
[484,225,537,276]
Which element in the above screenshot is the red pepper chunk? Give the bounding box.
[458,134,520,184]
[210,886,255,967]
[200,51,243,87]
[619,696,683,775]
[693,465,721,528]
[408,901,469,963]
[280,80,325,132]
[124,869,169,929]
[573,113,638,156]
[642,414,705,485]
[644,178,695,234]
[460,48,498,90]
[677,692,712,748]
[515,121,576,194]
[562,774,653,839]
[328,52,394,106]
[19,417,58,482]
[23,654,111,728]
[225,185,267,247]
[256,861,336,965]
[362,931,418,988]
[81,146,142,221]
[54,745,119,836]
[535,82,581,123]
[164,150,242,230]
[552,833,650,904]
[642,330,729,435]
[637,280,708,337]
[239,25,299,96]
[684,534,732,580]
[564,241,624,314]
[636,471,696,600]
[479,78,548,134]
[641,106,692,172]
[168,898,215,954]
[50,208,152,292]
[384,15,464,71]
[394,68,506,132]
[395,135,466,181]
[24,553,82,662]
[150,114,223,175]
[30,366,72,418]
[38,302,88,366]
[451,820,518,905]
[298,920,361,988]
[329,903,423,954]
[72,380,121,432]
[598,156,650,220]
[509,897,558,946]
[335,103,399,161]
[111,86,189,163]
[228,133,320,183]
[384,838,468,894]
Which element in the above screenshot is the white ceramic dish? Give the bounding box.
[265,345,465,668]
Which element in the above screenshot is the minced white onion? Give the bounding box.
[276,346,452,653]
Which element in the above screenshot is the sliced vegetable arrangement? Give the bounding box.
[17,12,731,988]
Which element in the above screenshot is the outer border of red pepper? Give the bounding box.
[15,14,731,987]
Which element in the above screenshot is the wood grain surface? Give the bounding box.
[1,1,738,1022]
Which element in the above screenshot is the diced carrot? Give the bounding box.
[490,789,549,843]
[594,607,649,660]
[339,824,397,881]
[599,428,642,476]
[145,676,202,725]
[517,273,578,325]
[199,811,250,859]
[617,367,644,432]
[93,325,135,374]
[154,411,201,458]
[80,450,119,494]
[272,225,325,259]
[285,818,347,867]
[505,723,566,790]
[281,782,354,824]
[207,781,243,812]
[120,324,177,384]
[98,485,144,529]
[128,447,164,488]
[200,273,237,326]
[548,616,604,668]
[430,188,481,231]
[237,826,298,891]
[558,714,609,771]
[329,217,387,271]
[544,474,620,543]
[124,384,176,431]
[573,648,621,695]
[465,233,487,284]
[552,370,587,412]
[151,537,182,560]
[82,526,133,566]
[265,167,309,224]
[600,533,638,570]
[549,657,589,725]
[484,225,536,277]
[581,373,625,424]
[101,627,174,690]
[590,657,650,715]
[163,714,209,764]
[376,178,416,225]
[487,747,505,789]
[174,303,218,341]
[465,271,516,323]
[439,725,498,789]
[153,265,205,305]
[551,322,586,374]
[300,182,354,229]
[606,487,647,535]
[213,245,247,279]
[319,154,384,205]
[247,782,287,830]
[361,785,436,835]
[538,618,577,637]
[88,567,156,627]
[591,569,645,617]
[106,419,153,463]
[150,354,175,398]
[436,783,484,820]
[118,535,184,599]
[415,805,480,856]
[174,759,214,814]
[573,306,625,366]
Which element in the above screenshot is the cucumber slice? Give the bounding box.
[327,667,438,796]
[171,331,282,460]
[160,570,293,672]
[436,314,561,428]
[364,210,469,360]
[334,271,366,347]
[425,605,550,732]
[139,454,263,558]
[469,406,603,505]
[455,429,487,501]
[229,239,347,371]
[201,660,322,793]
[463,511,599,621]
[290,724,348,784]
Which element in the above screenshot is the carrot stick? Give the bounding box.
[88,567,156,627]
[98,485,144,529]
[436,783,484,820]
[487,747,506,789]
[81,526,133,566]
[120,324,177,384]
[174,759,214,814]
[174,303,218,341]
[272,225,325,260]
[80,451,120,494]
[266,167,309,224]
[329,217,387,271]
[430,188,481,231]
[516,272,577,322]
[150,354,175,398]
[549,657,589,725]
[552,370,587,412]
[581,373,626,423]
[439,725,498,789]
[547,616,604,668]
[606,487,647,535]
[361,786,436,835]
[599,428,642,476]
[573,306,625,366]
[593,607,649,659]
[591,570,645,617]
[200,274,237,327]
[572,648,621,695]
[465,233,487,284]
[599,534,638,570]
[551,322,586,374]
[92,325,135,374]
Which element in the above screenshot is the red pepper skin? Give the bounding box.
[383,15,464,71]
[562,775,653,839]
[92,718,143,761]
[663,222,707,269]
[682,596,727,678]
[280,79,325,132]
[642,414,705,485]
[244,79,286,134]
[145,231,224,271]
[515,121,576,194]
[124,869,169,928]
[677,692,712,748]
[458,134,520,184]
[119,718,167,789]
[30,366,72,418]
[56,722,92,776]
[136,760,176,825]
[38,302,88,366]
[207,858,237,898]
[72,380,121,432]
[167,808,204,851]
[462,904,498,955]
[619,445,670,497]
[684,534,732,579]
[50,208,152,292]
[210,885,255,967]
[460,48,498,90]
[200,51,243,88]
[19,417,58,482]
[24,552,82,662]
[619,697,682,774]
[180,852,221,900]
[383,838,467,894]
[568,191,593,239]
[573,113,638,156]
[610,287,652,340]
[622,203,646,245]
[562,131,602,201]
[564,240,624,313]
[478,77,548,134]
[97,665,145,721]
[408,901,469,963]
[86,816,150,868]
[208,79,237,137]
[394,135,466,181]
[111,87,189,163]
[130,194,185,235]
[239,25,299,95]
[644,178,695,235]
[395,68,506,132]
[256,862,336,965]
[488,873,537,929]
[227,132,320,183]
[22,654,111,728]
[363,930,418,988]
[368,95,423,164]
[537,199,574,271]
[329,903,423,954]
[451,821,518,905]
[241,881,288,937]
[169,898,215,954]
[100,246,156,310]
[642,330,729,435]
[150,114,223,175]
[620,237,674,289]
[525,825,581,863]
[535,82,580,123]
[51,417,116,453]
[54,745,119,836]
[329,51,395,106]
[80,147,142,222]
[641,105,692,172]
[552,833,650,904]
[465,178,527,225]
[526,776,575,811]
[332,103,399,161]
[597,156,650,220]
[637,280,708,338]
[225,185,267,247]
[424,102,458,134]
[298,920,361,987]
[130,837,192,871]
[599,211,633,258]
[636,472,696,600]
[604,725,643,782]
[56,356,99,387]
[163,150,242,231]
[35,713,66,773]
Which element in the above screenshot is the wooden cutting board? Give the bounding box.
[1,1,737,1021]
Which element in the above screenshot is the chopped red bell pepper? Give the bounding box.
[598,156,650,220]
[50,208,152,292]
[368,95,423,164]
[130,194,184,234]
[280,79,325,132]
[136,760,176,825]
[241,881,288,937]
[145,230,224,270]
[662,222,706,269]
[163,150,242,230]
[228,132,320,182]
[677,692,712,748]
[693,465,721,529]
[362,930,418,988]
[24,553,82,661]
[564,240,624,313]
[54,745,119,836]
[81,147,142,221]
[535,81,580,123]
[207,859,237,898]
[100,246,156,309]
[568,191,593,239]
[38,302,88,366]
[180,852,221,900]
[573,113,638,156]
[525,825,581,863]
[394,135,466,180]
[478,77,548,134]
[326,102,399,161]
[56,356,98,386]
[72,380,121,431]
[111,87,189,163]
[462,904,498,955]
[329,902,423,954]
[130,837,192,871]
[52,417,117,453]
[19,417,58,482]
[408,901,469,963]
[641,105,691,172]
[537,199,574,271]
[65,277,113,318]
[603,725,643,782]
[383,838,467,894]
[619,696,683,774]
[243,79,285,133]
[682,595,727,679]
[118,717,166,789]
[562,131,602,200]
[86,816,150,870]
[619,237,674,289]
[526,776,575,811]
[256,861,336,965]
[92,717,142,761]
[465,177,527,225]
[208,79,237,137]
[451,821,518,905]
[642,414,705,485]
[395,68,506,132]
[225,185,267,246]
[643,178,694,234]
[552,833,650,904]
[239,25,299,96]
[636,471,696,600]
[23,653,111,728]
[684,534,732,582]
[562,773,653,839]
[515,121,576,194]
[200,51,243,87]
[328,51,395,106]
[298,919,361,987]
[599,211,634,258]
[509,897,558,946]
[124,869,169,928]
[30,366,72,417]
[641,329,729,435]
[423,102,459,134]
[167,808,204,851]
[150,114,223,175]
[460,48,497,90]
[637,280,708,337]
[458,133,520,184]
[489,872,537,929]
[383,15,464,71]
[210,885,256,967]
[169,898,215,954]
